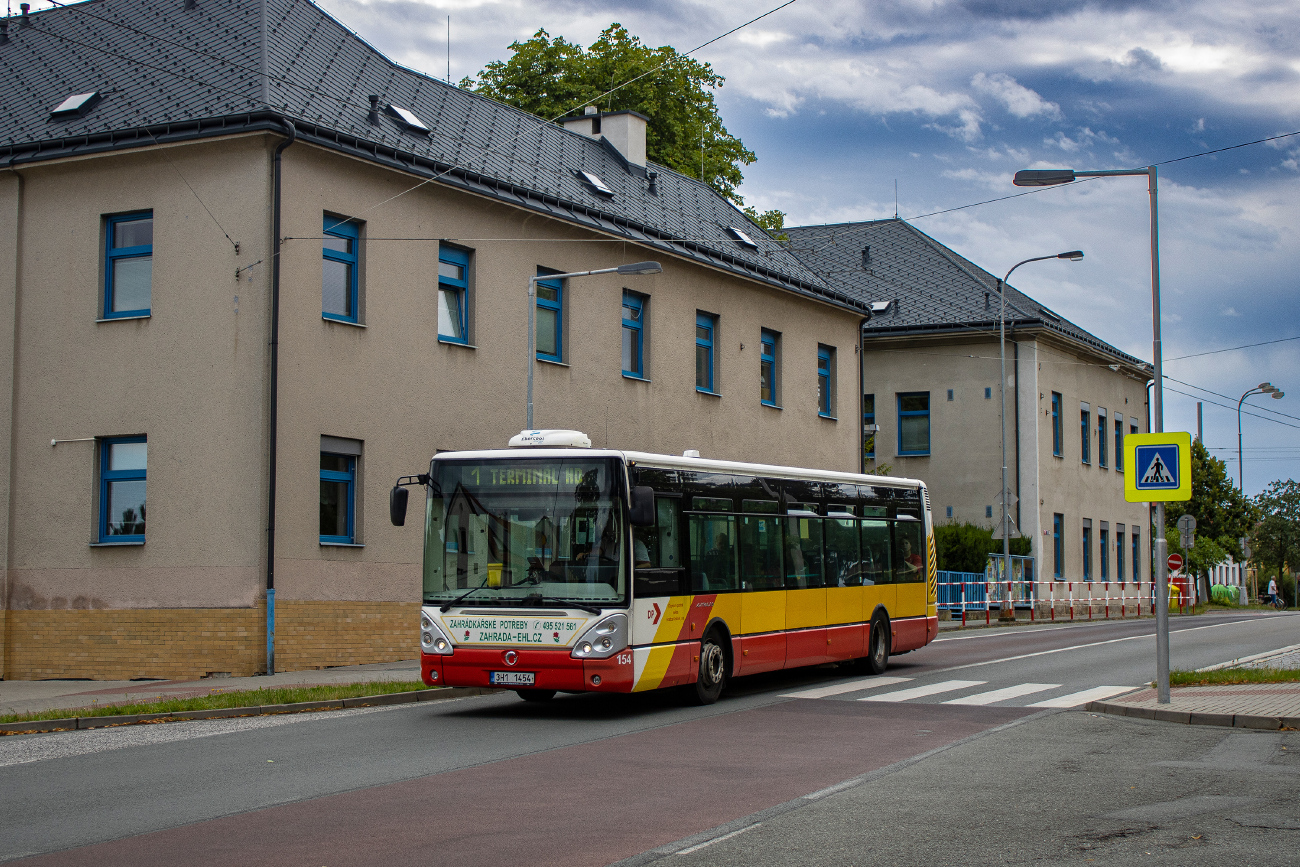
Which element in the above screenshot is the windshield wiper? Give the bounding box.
[440,584,497,612]
[521,593,603,615]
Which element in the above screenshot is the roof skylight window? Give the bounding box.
[728,226,759,249]
[49,91,101,120]
[579,170,614,197]
[387,105,429,133]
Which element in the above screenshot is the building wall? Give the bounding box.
[2,136,863,678]
[861,331,1149,589]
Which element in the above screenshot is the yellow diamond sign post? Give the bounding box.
[1124,432,1192,503]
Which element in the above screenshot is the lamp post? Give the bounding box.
[1237,382,1284,491]
[995,251,1083,621]
[1014,165,1170,701]
[527,261,662,429]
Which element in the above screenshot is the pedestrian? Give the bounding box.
[1266,576,1279,607]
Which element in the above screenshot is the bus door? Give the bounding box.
[784,505,828,667]
[860,515,897,624]
[736,499,784,675]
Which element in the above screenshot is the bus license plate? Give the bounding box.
[490,671,535,686]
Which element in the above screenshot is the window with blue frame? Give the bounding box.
[437,245,470,343]
[1132,529,1141,581]
[1051,392,1062,456]
[817,346,835,417]
[863,394,875,458]
[695,312,717,392]
[1115,417,1124,471]
[1098,410,1108,468]
[536,271,563,362]
[1053,513,1063,578]
[322,216,360,323]
[1082,521,1092,579]
[1116,523,1125,582]
[622,290,646,377]
[1080,404,1091,464]
[1100,525,1109,579]
[897,392,930,455]
[99,436,146,542]
[320,452,356,544]
[760,329,778,406]
[104,212,153,318]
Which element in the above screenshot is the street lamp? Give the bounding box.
[527,261,662,429]
[995,251,1083,621]
[1014,164,1171,701]
[1238,382,1285,491]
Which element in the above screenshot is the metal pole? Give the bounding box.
[1148,165,1170,704]
[999,276,1011,620]
[526,275,537,430]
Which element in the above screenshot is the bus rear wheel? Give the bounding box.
[865,614,890,675]
[692,632,728,705]
[516,689,556,702]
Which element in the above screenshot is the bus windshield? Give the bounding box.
[424,457,626,608]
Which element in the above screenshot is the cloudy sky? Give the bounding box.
[317,0,1300,495]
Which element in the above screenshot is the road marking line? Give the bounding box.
[859,679,985,702]
[1198,641,1300,672]
[675,824,760,855]
[942,682,1061,706]
[1027,685,1138,708]
[781,676,912,699]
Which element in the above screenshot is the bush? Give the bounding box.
[935,521,1030,573]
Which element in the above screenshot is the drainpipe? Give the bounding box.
[859,317,870,474]
[266,120,295,675]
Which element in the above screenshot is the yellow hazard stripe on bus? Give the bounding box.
[633,645,677,692]
[927,533,938,606]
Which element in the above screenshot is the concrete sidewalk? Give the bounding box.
[0,659,422,718]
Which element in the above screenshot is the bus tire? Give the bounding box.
[516,689,556,702]
[692,631,728,705]
[866,613,890,675]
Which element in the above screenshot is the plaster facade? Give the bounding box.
[0,135,863,678]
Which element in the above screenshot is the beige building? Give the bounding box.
[0,0,871,679]
[787,220,1155,607]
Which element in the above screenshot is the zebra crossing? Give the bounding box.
[780,677,1136,708]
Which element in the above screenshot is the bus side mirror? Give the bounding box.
[389,485,409,526]
[629,486,655,527]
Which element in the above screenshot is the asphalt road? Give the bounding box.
[1,610,1294,866]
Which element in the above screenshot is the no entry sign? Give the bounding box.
[1167,553,1184,572]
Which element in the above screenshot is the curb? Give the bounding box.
[1086,699,1300,731]
[0,686,501,736]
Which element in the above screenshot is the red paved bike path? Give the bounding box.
[16,700,1032,867]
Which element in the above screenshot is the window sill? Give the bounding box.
[696,388,720,398]
[438,337,476,349]
[896,453,930,458]
[96,313,151,323]
[762,401,782,410]
[323,316,367,328]
[818,413,838,421]
[622,373,651,383]
[91,540,145,547]
[320,541,365,548]
[536,358,569,368]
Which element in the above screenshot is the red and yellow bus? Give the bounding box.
[391,430,937,704]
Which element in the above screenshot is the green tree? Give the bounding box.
[463,25,786,232]
[935,522,1030,573]
[1252,479,1300,601]
[1165,439,1258,600]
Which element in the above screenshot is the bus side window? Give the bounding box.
[785,516,824,588]
[895,519,925,582]
[860,519,891,586]
[690,514,738,592]
[825,517,861,586]
[738,513,781,590]
[633,497,684,597]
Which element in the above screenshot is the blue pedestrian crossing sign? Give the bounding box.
[1124,432,1192,502]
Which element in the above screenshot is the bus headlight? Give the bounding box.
[420,609,455,655]
[570,613,627,660]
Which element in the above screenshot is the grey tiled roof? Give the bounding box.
[785,218,1149,369]
[0,0,855,310]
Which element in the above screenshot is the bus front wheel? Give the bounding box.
[866,614,890,675]
[693,632,728,705]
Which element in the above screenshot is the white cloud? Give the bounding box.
[971,72,1062,120]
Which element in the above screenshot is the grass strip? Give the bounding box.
[0,680,435,724]
[1170,669,1300,686]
